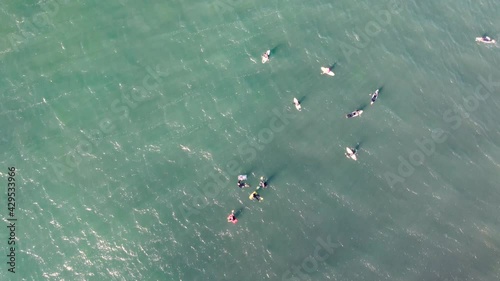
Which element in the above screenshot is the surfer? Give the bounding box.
[262,50,271,63]
[321,67,335,76]
[476,36,495,44]
[345,147,357,160]
[238,180,249,188]
[237,175,250,188]
[227,210,238,224]
[258,176,267,189]
[370,89,379,105]
[293,98,302,111]
[346,110,363,118]
[249,191,263,201]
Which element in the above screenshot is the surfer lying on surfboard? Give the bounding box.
[293,98,302,111]
[346,110,363,118]
[321,67,335,76]
[476,36,496,44]
[238,180,250,188]
[370,89,379,105]
[258,176,268,189]
[237,175,250,188]
[227,210,238,224]
[345,147,357,161]
[262,50,271,63]
[249,191,263,202]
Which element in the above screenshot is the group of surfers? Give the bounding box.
[228,35,495,223]
[227,176,267,224]
[261,49,383,161]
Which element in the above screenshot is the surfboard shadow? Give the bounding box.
[328,62,337,70]
[373,85,386,101]
[265,173,277,186]
[234,207,244,218]
[270,44,284,55]
[374,85,384,100]
[354,142,362,151]
[256,172,278,194]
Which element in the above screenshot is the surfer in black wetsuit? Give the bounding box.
[346,110,361,118]
[238,180,250,188]
[250,191,262,201]
[371,89,379,105]
[227,211,236,222]
[482,36,492,42]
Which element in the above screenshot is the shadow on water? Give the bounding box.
[233,207,244,218]
[374,85,384,99]
[354,142,362,151]
[266,167,284,184]
[297,96,306,104]
[270,44,285,56]
[329,62,337,70]
[265,173,277,186]
[252,172,279,198]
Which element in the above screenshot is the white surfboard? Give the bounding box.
[293,98,302,111]
[370,89,379,105]
[476,37,496,44]
[345,147,357,161]
[321,67,335,76]
[346,110,363,118]
[261,50,271,63]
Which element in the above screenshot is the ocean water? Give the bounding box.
[1,0,500,280]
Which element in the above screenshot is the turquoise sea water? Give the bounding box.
[1,0,500,280]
